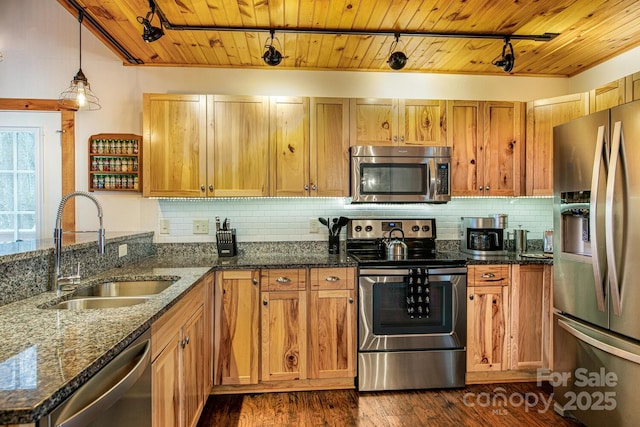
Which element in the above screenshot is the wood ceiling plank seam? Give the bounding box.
[305,33,326,69]
[347,1,395,70]
[313,0,360,69]
[202,0,230,26]
[418,0,467,33]
[252,0,272,27]
[284,0,301,27]
[325,34,349,69]
[153,0,205,64]
[515,0,610,35]
[301,0,332,68]
[348,34,378,70]
[404,0,450,32]
[213,0,251,66]
[189,2,227,65]
[391,0,428,31]
[267,0,284,27]
[231,31,256,66]
[434,0,493,33]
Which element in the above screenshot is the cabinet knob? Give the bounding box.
[486,185,490,191]
[200,185,205,192]
[209,185,213,192]
[275,277,291,283]
[481,273,495,278]
[311,184,317,191]
[349,297,354,304]
[469,294,474,300]
[393,135,398,142]
[304,184,309,190]
[400,136,404,142]
[263,299,268,306]
[252,278,258,285]
[325,276,340,282]
[479,186,483,191]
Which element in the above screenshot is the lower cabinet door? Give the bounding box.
[183,306,206,427]
[152,330,182,427]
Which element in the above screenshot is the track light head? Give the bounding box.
[263,31,283,66]
[387,34,408,70]
[137,1,164,43]
[493,38,515,73]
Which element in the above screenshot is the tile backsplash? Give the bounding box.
[157,197,553,243]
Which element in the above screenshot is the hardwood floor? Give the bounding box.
[197,383,584,426]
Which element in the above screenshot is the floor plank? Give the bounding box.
[197,383,583,426]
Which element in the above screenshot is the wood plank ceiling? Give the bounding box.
[57,0,640,77]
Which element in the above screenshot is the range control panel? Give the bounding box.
[347,218,436,240]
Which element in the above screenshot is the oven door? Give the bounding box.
[358,267,466,352]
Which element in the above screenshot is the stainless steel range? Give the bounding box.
[347,218,467,391]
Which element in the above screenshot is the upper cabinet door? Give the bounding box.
[350,98,397,145]
[525,93,588,196]
[448,100,482,196]
[310,98,350,197]
[399,99,447,146]
[143,94,209,197]
[270,97,310,197]
[211,95,269,197]
[483,101,525,197]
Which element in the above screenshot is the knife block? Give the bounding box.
[216,229,237,257]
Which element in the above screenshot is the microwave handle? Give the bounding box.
[428,159,436,196]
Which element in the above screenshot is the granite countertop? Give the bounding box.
[0,245,549,424]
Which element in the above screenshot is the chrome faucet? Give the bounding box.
[53,191,105,292]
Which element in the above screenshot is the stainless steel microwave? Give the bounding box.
[350,145,451,203]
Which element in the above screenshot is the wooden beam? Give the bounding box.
[0,98,76,231]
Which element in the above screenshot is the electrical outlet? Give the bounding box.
[309,218,319,233]
[118,244,128,258]
[160,219,170,234]
[193,219,209,234]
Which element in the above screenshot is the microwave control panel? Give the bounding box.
[436,163,450,195]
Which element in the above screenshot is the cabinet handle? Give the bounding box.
[349,297,354,304]
[393,135,398,142]
[325,276,340,282]
[486,185,490,191]
[200,185,205,192]
[208,185,213,192]
[400,136,404,142]
[311,184,317,191]
[481,273,495,278]
[469,294,474,300]
[252,278,258,285]
[181,336,190,348]
[263,299,268,306]
[304,184,309,190]
[275,277,291,283]
[479,186,483,191]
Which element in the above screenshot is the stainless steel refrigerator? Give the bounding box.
[553,99,640,426]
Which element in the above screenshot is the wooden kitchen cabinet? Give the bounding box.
[625,72,640,102]
[309,98,351,197]
[510,264,552,371]
[214,270,260,385]
[466,265,511,372]
[525,92,588,196]
[143,93,269,198]
[211,95,270,196]
[152,274,212,427]
[350,98,447,146]
[447,100,525,196]
[260,268,307,382]
[143,93,210,198]
[308,267,357,379]
[590,78,626,112]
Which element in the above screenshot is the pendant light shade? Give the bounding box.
[58,11,101,111]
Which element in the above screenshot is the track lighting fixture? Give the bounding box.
[493,37,515,73]
[262,30,283,66]
[137,0,164,43]
[58,11,101,111]
[387,34,408,70]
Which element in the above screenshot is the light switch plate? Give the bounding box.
[309,218,319,233]
[193,219,209,234]
[160,219,170,234]
[118,244,128,257]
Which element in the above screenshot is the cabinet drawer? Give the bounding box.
[469,265,510,287]
[310,267,355,290]
[261,268,306,291]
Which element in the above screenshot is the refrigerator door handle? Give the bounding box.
[558,318,640,365]
[590,125,607,312]
[605,121,623,316]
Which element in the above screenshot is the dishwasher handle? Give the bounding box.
[57,336,151,427]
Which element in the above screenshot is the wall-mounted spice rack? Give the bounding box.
[88,133,142,192]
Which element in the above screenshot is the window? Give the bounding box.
[0,129,38,242]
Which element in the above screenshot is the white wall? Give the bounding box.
[1,0,639,242]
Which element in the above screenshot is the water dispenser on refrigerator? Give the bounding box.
[560,191,591,256]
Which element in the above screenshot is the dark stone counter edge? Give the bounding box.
[0,251,552,424]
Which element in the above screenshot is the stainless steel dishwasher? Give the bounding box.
[38,328,151,427]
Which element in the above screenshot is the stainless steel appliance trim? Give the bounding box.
[605,121,623,315]
[350,145,452,158]
[558,317,640,364]
[358,267,466,276]
[43,329,152,427]
[589,125,607,312]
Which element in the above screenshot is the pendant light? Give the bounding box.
[58,11,101,111]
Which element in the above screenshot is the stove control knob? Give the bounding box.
[422,225,431,232]
[412,225,420,232]
[365,225,373,232]
[354,225,362,232]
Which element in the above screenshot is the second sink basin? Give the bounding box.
[75,280,175,297]
[49,297,150,310]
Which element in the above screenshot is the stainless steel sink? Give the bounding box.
[74,280,175,297]
[48,297,150,310]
